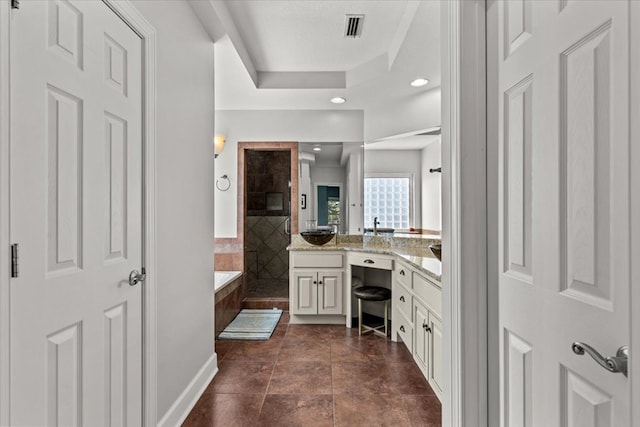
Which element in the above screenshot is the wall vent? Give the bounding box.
[344,14,364,38]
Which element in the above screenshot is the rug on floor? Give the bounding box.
[217,308,283,340]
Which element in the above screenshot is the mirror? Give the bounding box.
[363,130,442,235]
[298,142,364,234]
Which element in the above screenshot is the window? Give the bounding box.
[327,198,340,224]
[364,175,413,229]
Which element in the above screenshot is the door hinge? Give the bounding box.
[11,0,19,10]
[11,244,18,278]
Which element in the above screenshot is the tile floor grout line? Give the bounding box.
[256,312,286,423]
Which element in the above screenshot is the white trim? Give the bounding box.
[630,0,640,424]
[441,0,488,426]
[157,353,218,427]
[101,2,158,426]
[0,2,11,425]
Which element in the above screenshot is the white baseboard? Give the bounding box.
[157,352,218,427]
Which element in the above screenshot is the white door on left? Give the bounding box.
[10,0,143,425]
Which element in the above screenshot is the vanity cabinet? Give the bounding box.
[292,270,343,315]
[392,259,443,400]
[290,251,344,316]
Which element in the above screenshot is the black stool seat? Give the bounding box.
[353,286,391,301]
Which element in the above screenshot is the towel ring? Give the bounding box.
[216,174,231,191]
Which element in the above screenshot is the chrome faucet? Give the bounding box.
[373,217,380,235]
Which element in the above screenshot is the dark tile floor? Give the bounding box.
[183,312,442,427]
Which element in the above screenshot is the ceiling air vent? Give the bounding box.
[344,14,364,38]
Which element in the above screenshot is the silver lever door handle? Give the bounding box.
[129,269,146,287]
[571,342,629,377]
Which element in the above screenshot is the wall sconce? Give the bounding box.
[214,134,226,158]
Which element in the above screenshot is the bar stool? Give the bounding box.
[353,286,391,337]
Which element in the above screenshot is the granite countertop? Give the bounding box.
[287,234,442,282]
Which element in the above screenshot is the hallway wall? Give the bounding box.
[130,0,215,422]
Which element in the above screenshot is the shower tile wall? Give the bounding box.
[245,216,290,298]
[245,150,292,298]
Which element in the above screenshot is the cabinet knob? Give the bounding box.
[318,281,323,284]
[313,281,317,284]
[399,295,405,302]
[399,270,405,276]
[400,325,405,333]
[364,259,374,264]
[423,323,431,333]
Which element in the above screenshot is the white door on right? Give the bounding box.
[498,1,631,426]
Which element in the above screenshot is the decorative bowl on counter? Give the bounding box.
[300,230,336,246]
[429,243,442,261]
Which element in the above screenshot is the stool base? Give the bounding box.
[358,299,389,337]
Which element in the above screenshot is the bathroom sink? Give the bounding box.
[429,243,442,261]
[300,230,335,246]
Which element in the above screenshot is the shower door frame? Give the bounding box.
[238,142,299,300]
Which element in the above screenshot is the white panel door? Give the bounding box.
[498,1,631,426]
[10,1,143,425]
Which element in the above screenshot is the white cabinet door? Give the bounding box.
[428,312,443,397]
[292,271,317,314]
[318,270,343,315]
[413,301,428,372]
[497,1,632,425]
[10,1,143,424]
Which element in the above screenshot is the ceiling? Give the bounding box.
[208,0,441,111]
[365,134,439,151]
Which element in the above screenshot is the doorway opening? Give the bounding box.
[238,142,299,309]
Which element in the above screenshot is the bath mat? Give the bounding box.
[217,309,283,341]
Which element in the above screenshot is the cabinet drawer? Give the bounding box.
[413,273,442,317]
[291,252,343,268]
[395,263,412,288]
[395,283,412,322]
[395,311,413,353]
[349,253,393,270]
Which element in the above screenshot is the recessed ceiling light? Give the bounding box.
[410,78,430,87]
[313,144,322,152]
[330,97,347,104]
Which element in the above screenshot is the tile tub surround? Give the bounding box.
[184,313,442,426]
[287,234,442,281]
[214,272,244,338]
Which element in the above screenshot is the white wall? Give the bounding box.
[364,88,441,142]
[421,141,442,231]
[131,0,215,421]
[215,110,363,238]
[364,150,423,229]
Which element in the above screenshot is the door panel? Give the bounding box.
[429,313,443,396]
[292,271,317,314]
[498,1,630,425]
[318,271,342,315]
[413,301,428,370]
[10,1,143,424]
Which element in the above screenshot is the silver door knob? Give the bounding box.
[129,269,146,287]
[571,342,629,377]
